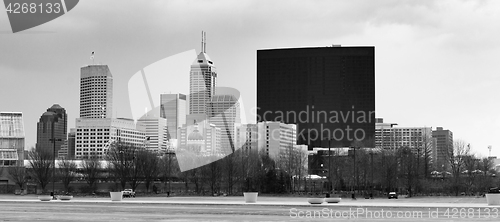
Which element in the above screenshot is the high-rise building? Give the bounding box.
[432,127,453,170]
[80,65,113,118]
[189,32,217,115]
[235,123,258,152]
[0,112,25,168]
[36,104,67,156]
[74,118,145,159]
[206,95,240,155]
[257,46,375,149]
[257,121,297,159]
[136,116,168,153]
[375,118,433,152]
[160,93,187,139]
[67,128,76,159]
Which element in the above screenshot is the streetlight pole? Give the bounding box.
[328,139,332,194]
[354,147,356,199]
[350,146,357,200]
[52,118,55,199]
[370,150,374,199]
[49,113,61,199]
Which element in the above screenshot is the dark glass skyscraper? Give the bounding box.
[36,104,68,155]
[257,46,375,149]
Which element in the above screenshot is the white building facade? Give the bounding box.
[257,122,297,160]
[136,116,168,153]
[80,65,113,119]
[75,118,145,159]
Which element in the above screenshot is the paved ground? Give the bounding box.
[1,195,499,221]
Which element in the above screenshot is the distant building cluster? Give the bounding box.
[2,35,499,187]
[375,118,453,170]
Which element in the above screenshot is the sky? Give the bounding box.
[0,0,499,157]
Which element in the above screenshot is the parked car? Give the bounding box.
[388,192,398,199]
[122,189,136,198]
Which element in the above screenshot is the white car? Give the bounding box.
[388,192,398,199]
[122,189,136,198]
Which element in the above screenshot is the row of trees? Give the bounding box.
[175,145,309,195]
[311,139,499,197]
[11,142,309,195]
[9,139,498,196]
[8,143,168,194]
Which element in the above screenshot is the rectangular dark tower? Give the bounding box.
[257,46,375,149]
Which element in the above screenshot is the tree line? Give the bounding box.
[7,141,309,195]
[311,139,499,197]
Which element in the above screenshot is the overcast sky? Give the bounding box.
[1,0,499,157]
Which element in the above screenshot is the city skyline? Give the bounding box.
[1,0,499,157]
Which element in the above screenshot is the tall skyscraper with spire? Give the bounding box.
[189,31,217,114]
[80,65,113,118]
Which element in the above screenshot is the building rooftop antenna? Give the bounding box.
[204,31,206,53]
[201,31,204,53]
[488,145,492,157]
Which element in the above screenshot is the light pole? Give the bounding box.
[349,146,358,200]
[328,139,332,194]
[369,150,374,198]
[47,113,62,199]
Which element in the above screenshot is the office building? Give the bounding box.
[35,104,67,156]
[74,118,145,159]
[257,121,297,159]
[58,140,69,159]
[375,118,433,152]
[189,32,217,115]
[80,65,113,118]
[160,93,187,139]
[432,127,453,170]
[67,128,76,159]
[235,123,258,152]
[136,116,168,153]
[257,46,375,149]
[206,95,240,155]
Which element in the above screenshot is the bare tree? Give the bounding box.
[449,139,471,196]
[421,130,434,179]
[222,154,237,195]
[379,149,398,193]
[106,142,138,190]
[200,155,221,195]
[27,147,53,192]
[81,155,102,192]
[462,154,478,195]
[138,150,160,193]
[58,158,77,193]
[160,153,179,194]
[398,146,417,197]
[8,165,27,190]
[477,157,495,193]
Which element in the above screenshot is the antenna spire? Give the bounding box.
[204,31,206,53]
[201,31,204,52]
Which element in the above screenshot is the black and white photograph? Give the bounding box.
[0,0,500,221]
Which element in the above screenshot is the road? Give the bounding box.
[0,201,499,221]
